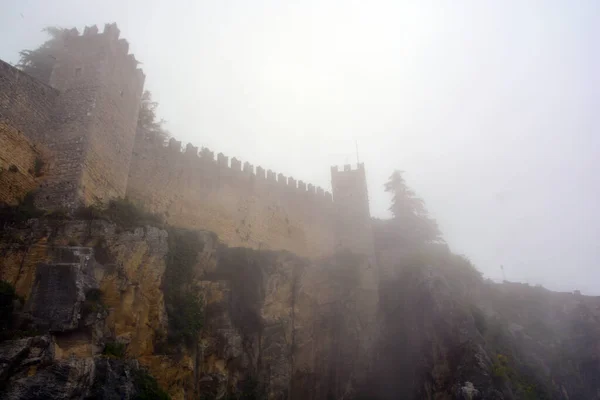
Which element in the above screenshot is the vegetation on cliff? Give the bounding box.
[375,170,442,249]
[357,171,600,400]
[73,198,164,230]
[16,26,67,83]
[0,192,43,226]
[163,228,205,348]
[0,280,17,330]
[138,90,171,144]
[133,368,171,400]
[73,198,205,350]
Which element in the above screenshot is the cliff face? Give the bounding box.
[0,218,174,398]
[362,246,600,400]
[0,216,375,399]
[197,247,377,399]
[1,215,598,400]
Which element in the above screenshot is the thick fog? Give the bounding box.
[2,0,598,293]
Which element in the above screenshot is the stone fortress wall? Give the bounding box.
[0,24,145,210]
[0,59,59,143]
[38,24,146,209]
[0,23,374,261]
[0,121,45,205]
[127,136,339,258]
[0,59,59,206]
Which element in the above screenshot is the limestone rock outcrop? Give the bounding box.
[0,217,376,399]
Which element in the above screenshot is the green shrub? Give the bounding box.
[0,191,43,225]
[74,198,163,230]
[44,208,71,220]
[82,288,106,316]
[73,202,105,220]
[492,354,510,379]
[86,288,103,303]
[225,377,266,400]
[33,157,45,177]
[103,342,126,358]
[166,291,203,346]
[163,228,204,348]
[8,164,18,173]
[133,368,170,400]
[103,198,163,230]
[0,281,16,329]
[472,306,487,334]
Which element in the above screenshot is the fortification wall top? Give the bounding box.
[330,163,365,174]
[49,23,145,92]
[132,138,333,203]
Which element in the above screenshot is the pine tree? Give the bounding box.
[137,90,170,143]
[384,170,442,245]
[17,27,68,84]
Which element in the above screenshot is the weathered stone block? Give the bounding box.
[26,263,84,332]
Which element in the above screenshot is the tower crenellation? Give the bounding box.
[256,166,266,179]
[243,161,254,175]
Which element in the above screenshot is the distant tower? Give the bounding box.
[331,163,378,330]
[330,163,374,256]
[37,23,145,209]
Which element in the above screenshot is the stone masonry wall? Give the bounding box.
[127,139,337,258]
[0,57,87,209]
[0,121,46,205]
[331,164,375,257]
[0,59,59,143]
[35,24,145,209]
[53,25,145,205]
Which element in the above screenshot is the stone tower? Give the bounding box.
[37,23,145,209]
[331,163,374,256]
[331,163,378,349]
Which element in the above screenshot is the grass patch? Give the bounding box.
[133,368,170,400]
[103,342,126,358]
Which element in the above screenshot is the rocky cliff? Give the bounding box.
[0,208,598,399]
[0,207,375,399]
[360,246,600,399]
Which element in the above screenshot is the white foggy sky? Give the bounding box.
[1,0,598,294]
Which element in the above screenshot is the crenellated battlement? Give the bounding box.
[330,162,365,174]
[127,133,342,257]
[133,138,333,202]
[55,23,145,88]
